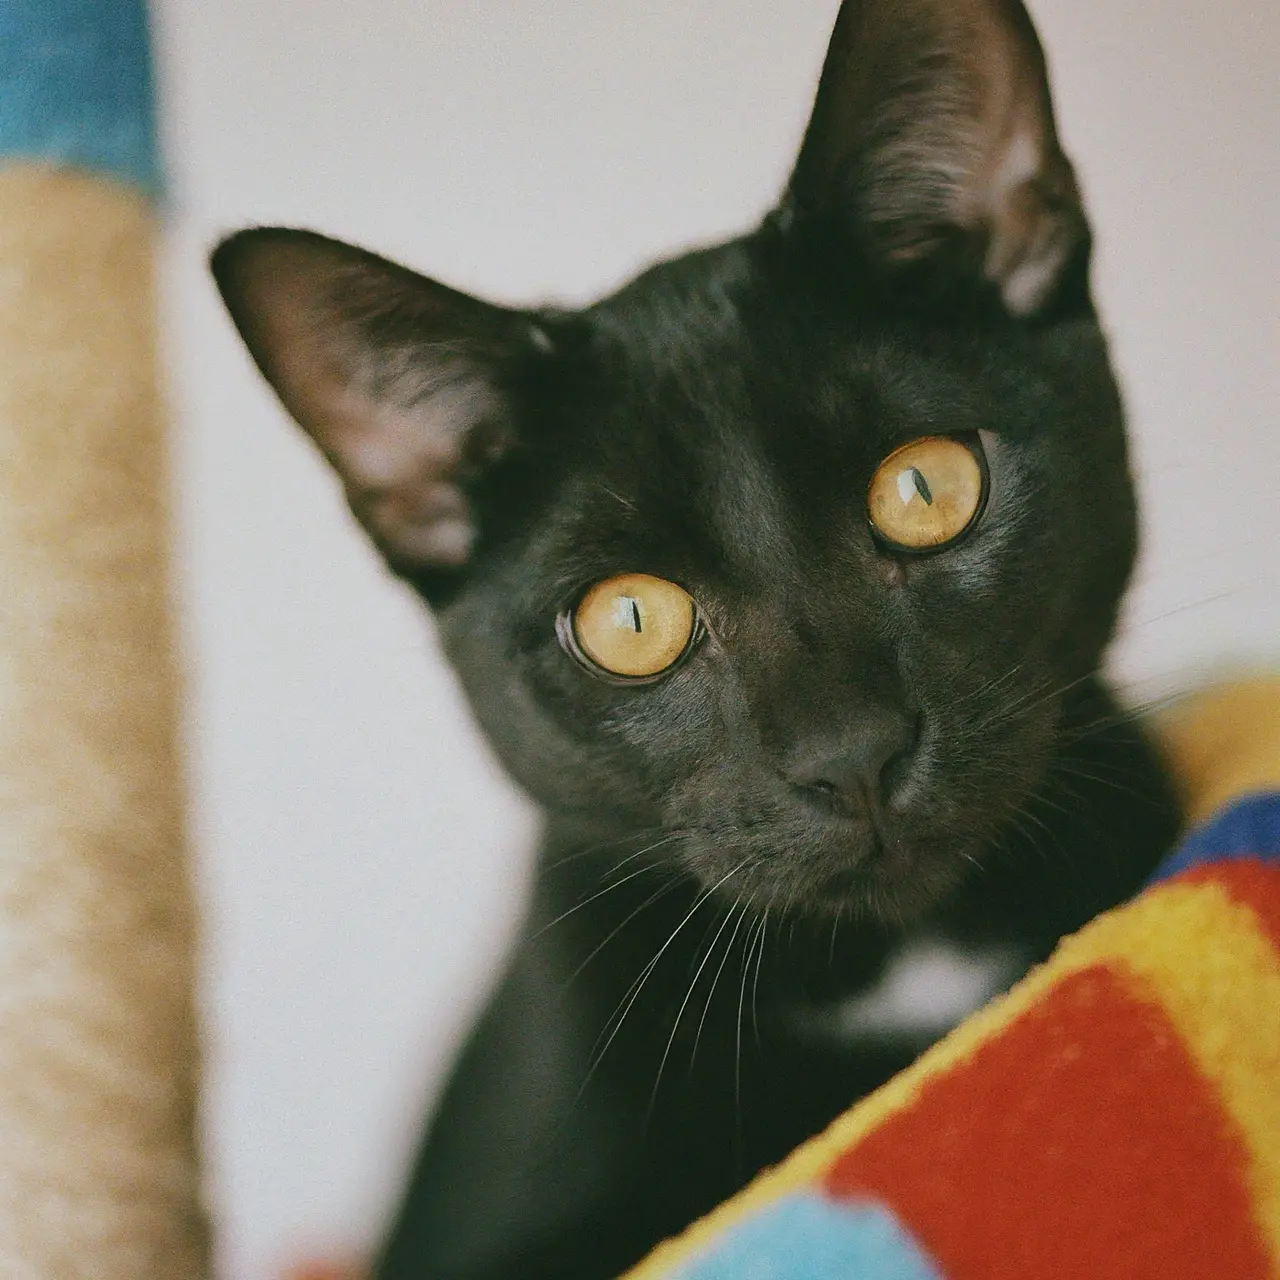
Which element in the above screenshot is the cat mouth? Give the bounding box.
[804,837,973,920]
[686,818,971,923]
[811,821,892,897]
[671,770,994,922]
[811,831,941,912]
[816,865,875,905]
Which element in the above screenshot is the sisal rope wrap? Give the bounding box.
[0,165,207,1278]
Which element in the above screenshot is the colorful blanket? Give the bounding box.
[625,680,1280,1280]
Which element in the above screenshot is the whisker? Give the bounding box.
[581,861,746,1096]
[1053,691,1185,745]
[544,828,665,872]
[545,827,694,873]
[690,900,751,1076]
[565,877,683,987]
[735,912,765,1115]
[1047,760,1174,807]
[650,879,750,1111]
[976,668,1098,734]
[948,660,1026,714]
[532,860,664,940]
[533,833,683,938]
[751,907,769,1049]
[1114,587,1247,640]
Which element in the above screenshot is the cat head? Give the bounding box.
[213,0,1136,921]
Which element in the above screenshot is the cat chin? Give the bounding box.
[680,828,977,927]
[812,848,975,925]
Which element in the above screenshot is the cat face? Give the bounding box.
[213,0,1138,921]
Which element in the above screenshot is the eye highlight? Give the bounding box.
[867,436,987,552]
[562,573,698,681]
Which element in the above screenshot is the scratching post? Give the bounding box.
[0,3,207,1276]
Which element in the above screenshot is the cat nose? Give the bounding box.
[788,711,918,811]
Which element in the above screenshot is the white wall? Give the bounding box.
[151,1,1279,1275]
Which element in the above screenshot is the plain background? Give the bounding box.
[149,0,1278,1275]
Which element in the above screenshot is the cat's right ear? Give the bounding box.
[212,228,538,581]
[787,0,1088,317]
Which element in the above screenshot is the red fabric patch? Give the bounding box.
[824,965,1271,1280]
[1175,860,1280,953]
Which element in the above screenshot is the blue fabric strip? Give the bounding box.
[0,0,162,194]
[669,1193,943,1280]
[1148,792,1280,886]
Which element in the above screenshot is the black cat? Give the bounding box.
[213,0,1181,1275]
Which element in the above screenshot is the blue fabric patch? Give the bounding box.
[0,0,161,194]
[669,1193,942,1280]
[1149,792,1280,886]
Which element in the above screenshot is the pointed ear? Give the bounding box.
[211,228,538,577]
[789,0,1087,316]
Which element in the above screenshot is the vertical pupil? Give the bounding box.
[627,597,642,632]
[910,467,933,505]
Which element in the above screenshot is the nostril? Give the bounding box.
[788,711,920,810]
[878,742,913,801]
[879,716,922,800]
[791,773,858,817]
[800,776,849,811]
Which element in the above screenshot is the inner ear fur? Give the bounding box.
[789,0,1088,316]
[212,227,533,574]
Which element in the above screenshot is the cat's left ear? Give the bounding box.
[212,228,537,578]
[788,0,1088,317]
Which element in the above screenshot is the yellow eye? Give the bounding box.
[867,436,986,551]
[568,573,698,680]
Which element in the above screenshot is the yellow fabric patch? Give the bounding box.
[1160,679,1280,825]
[1063,883,1280,1257]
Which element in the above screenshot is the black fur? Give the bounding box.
[212,1,1181,1275]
